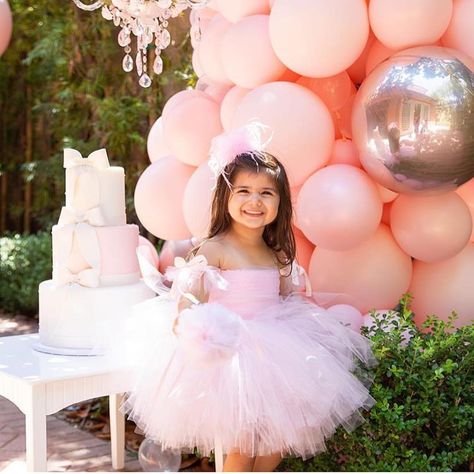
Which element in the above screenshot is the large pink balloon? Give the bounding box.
[162,94,222,166]
[309,224,413,313]
[369,0,453,49]
[183,162,215,238]
[327,139,361,168]
[162,89,212,122]
[409,243,474,329]
[456,179,474,241]
[391,193,472,262]
[269,0,369,77]
[232,81,335,187]
[441,0,474,59]
[297,72,352,111]
[147,117,171,163]
[297,165,383,250]
[347,30,376,85]
[199,15,233,85]
[365,38,398,75]
[205,82,232,103]
[327,304,364,332]
[221,15,286,89]
[293,226,315,271]
[134,157,194,240]
[159,239,197,274]
[0,0,12,56]
[377,184,398,203]
[220,86,250,131]
[216,0,270,23]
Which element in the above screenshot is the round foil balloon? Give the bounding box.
[138,438,181,472]
[352,46,474,195]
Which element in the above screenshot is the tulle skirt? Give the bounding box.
[118,295,377,460]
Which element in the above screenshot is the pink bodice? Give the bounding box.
[208,268,281,320]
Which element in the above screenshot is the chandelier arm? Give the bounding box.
[72,0,104,11]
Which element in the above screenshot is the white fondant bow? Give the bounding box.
[57,267,100,288]
[58,206,106,227]
[63,148,109,170]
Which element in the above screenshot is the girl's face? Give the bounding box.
[228,170,280,230]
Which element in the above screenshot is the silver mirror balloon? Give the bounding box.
[138,437,182,472]
[352,46,474,195]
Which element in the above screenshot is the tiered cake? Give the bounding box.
[37,148,155,355]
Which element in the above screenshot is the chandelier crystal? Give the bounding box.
[72,0,209,87]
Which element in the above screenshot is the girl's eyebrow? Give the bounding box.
[234,185,277,191]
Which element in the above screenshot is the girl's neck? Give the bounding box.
[227,222,265,248]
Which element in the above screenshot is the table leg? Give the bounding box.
[25,385,47,472]
[109,393,125,470]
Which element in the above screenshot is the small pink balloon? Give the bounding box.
[297,72,352,111]
[220,86,251,131]
[147,117,171,163]
[138,235,159,268]
[377,183,398,203]
[328,139,361,168]
[205,82,232,103]
[269,0,369,77]
[456,179,474,241]
[162,94,223,166]
[183,162,215,238]
[365,38,398,75]
[159,239,197,274]
[381,201,393,225]
[0,0,13,56]
[293,226,315,271]
[199,15,233,85]
[277,68,300,82]
[347,30,377,85]
[216,0,270,22]
[134,157,194,240]
[334,94,356,139]
[410,243,474,329]
[327,304,364,332]
[221,15,286,89]
[309,224,413,313]
[390,193,472,263]
[233,81,335,187]
[297,164,383,250]
[369,0,453,50]
[441,0,474,60]
[162,89,212,122]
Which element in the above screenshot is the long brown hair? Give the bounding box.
[204,151,296,269]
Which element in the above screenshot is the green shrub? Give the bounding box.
[281,295,474,472]
[0,232,52,316]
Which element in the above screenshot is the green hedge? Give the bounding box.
[0,232,52,315]
[281,296,474,472]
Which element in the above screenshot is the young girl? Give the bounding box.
[124,124,376,472]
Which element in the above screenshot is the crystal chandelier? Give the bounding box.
[72,0,209,88]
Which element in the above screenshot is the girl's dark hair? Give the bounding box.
[205,151,296,269]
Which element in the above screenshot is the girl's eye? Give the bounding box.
[262,191,274,196]
[237,189,249,194]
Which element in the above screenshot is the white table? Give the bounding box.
[0,333,130,472]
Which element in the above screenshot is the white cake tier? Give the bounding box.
[38,280,155,352]
[52,223,141,287]
[63,148,126,226]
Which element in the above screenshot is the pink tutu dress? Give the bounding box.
[120,256,376,460]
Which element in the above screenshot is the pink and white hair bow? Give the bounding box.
[208,121,273,188]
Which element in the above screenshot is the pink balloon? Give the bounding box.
[162,94,223,166]
[205,82,232,103]
[199,15,233,85]
[442,0,474,60]
[328,139,361,168]
[220,86,250,131]
[269,0,369,77]
[147,117,171,163]
[159,239,197,274]
[232,81,335,187]
[369,0,453,50]
[138,235,159,268]
[293,226,315,271]
[162,89,212,122]
[221,15,286,89]
[183,162,215,238]
[456,179,474,241]
[297,164,383,250]
[381,201,393,225]
[377,183,398,203]
[327,304,364,332]
[297,72,352,111]
[216,0,270,23]
[334,94,356,139]
[134,157,194,240]
[0,0,12,56]
[192,49,205,77]
[390,193,472,263]
[277,68,301,82]
[409,243,474,329]
[347,30,377,85]
[365,38,398,75]
[309,224,413,314]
